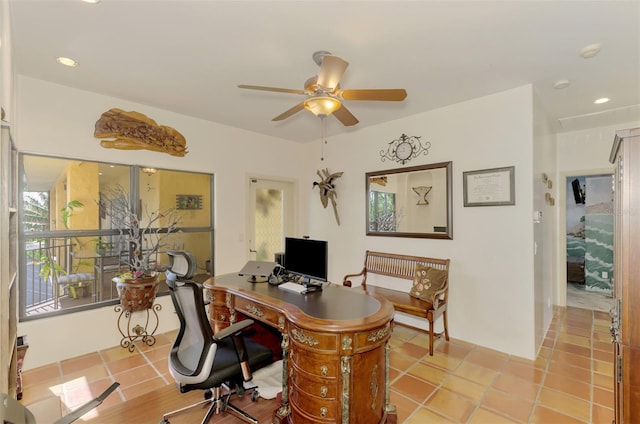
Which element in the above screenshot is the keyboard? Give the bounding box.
[278,282,306,294]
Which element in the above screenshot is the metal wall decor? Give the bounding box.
[313,168,343,225]
[380,133,431,164]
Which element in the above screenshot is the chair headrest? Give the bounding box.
[167,250,197,279]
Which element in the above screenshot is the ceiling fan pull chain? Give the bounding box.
[320,116,327,161]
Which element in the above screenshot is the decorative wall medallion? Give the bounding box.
[380,133,431,164]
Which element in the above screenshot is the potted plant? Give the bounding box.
[100,185,181,312]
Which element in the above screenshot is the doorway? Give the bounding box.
[247,177,295,262]
[564,173,615,312]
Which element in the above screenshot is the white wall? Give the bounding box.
[554,121,640,307]
[302,85,538,359]
[532,90,557,353]
[16,76,306,368]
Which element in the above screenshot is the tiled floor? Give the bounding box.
[20,305,614,423]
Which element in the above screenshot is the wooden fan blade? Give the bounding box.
[272,102,305,121]
[333,105,359,126]
[338,89,407,101]
[238,84,306,95]
[317,55,349,91]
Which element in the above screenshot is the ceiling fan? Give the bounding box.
[238,51,407,126]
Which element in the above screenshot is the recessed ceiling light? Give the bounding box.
[82,0,101,3]
[57,57,78,67]
[580,43,601,59]
[594,97,610,104]
[553,79,571,89]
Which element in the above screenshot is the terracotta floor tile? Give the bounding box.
[394,341,430,360]
[390,351,419,372]
[593,348,614,362]
[435,338,475,359]
[554,340,592,358]
[121,376,168,401]
[501,360,545,384]
[592,371,614,390]
[592,386,614,408]
[112,364,161,389]
[389,390,419,423]
[547,360,591,382]
[421,351,462,371]
[405,406,456,423]
[388,367,401,383]
[100,345,140,363]
[21,363,61,385]
[537,387,590,422]
[141,344,171,363]
[551,350,592,370]
[543,372,590,401]
[424,388,476,422]
[492,373,540,401]
[481,388,533,423]
[469,407,521,424]
[105,353,149,375]
[407,362,448,386]
[390,374,436,403]
[557,333,591,349]
[592,340,613,352]
[530,405,587,424]
[592,403,614,424]
[60,352,103,375]
[465,349,508,371]
[453,362,498,386]
[62,364,109,384]
[592,358,614,376]
[440,374,487,402]
[392,325,419,341]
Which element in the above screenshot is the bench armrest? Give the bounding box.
[430,282,448,309]
[342,268,366,287]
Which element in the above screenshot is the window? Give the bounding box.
[368,191,396,232]
[19,154,214,320]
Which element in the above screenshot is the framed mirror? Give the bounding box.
[366,161,453,239]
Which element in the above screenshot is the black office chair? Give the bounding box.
[161,251,273,424]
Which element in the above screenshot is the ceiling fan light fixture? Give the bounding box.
[304,96,342,117]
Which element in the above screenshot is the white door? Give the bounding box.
[247,177,295,261]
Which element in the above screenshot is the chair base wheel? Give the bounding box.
[159,419,169,424]
[251,390,259,402]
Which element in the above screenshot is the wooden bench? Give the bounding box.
[343,250,450,355]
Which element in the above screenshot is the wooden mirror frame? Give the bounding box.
[366,161,453,239]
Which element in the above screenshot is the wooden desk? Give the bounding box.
[204,274,397,424]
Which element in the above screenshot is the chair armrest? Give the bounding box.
[343,268,366,287]
[213,319,254,341]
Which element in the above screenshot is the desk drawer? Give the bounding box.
[289,379,339,422]
[233,296,284,330]
[290,348,339,379]
[290,365,338,399]
[288,323,338,353]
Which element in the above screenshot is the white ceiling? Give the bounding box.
[8,0,640,143]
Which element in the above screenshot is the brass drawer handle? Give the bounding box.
[320,386,327,398]
[320,407,327,418]
[320,365,328,377]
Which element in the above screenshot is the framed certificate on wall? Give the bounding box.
[463,166,515,207]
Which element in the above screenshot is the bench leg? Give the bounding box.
[443,310,450,341]
[428,319,435,356]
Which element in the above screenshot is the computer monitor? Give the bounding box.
[284,237,328,283]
